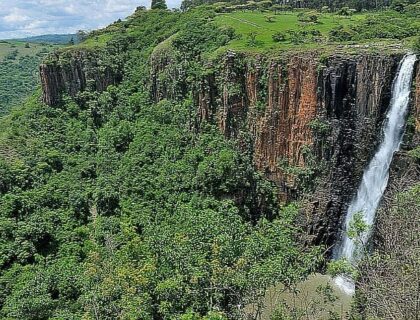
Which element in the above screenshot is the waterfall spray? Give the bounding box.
[333,54,417,295]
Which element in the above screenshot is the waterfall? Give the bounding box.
[333,54,417,295]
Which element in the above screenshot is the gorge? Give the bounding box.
[0,5,419,319]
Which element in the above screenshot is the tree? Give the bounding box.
[151,0,168,9]
[246,32,260,47]
[76,30,88,43]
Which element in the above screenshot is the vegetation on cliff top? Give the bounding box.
[215,9,418,52]
[74,5,418,55]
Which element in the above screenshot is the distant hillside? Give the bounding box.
[0,41,61,115]
[14,34,77,45]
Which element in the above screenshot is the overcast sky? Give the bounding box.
[0,0,182,39]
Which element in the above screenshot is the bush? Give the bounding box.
[329,25,354,41]
[337,6,352,16]
[5,49,18,60]
[390,0,408,12]
[257,0,273,10]
[287,30,305,44]
[265,15,275,22]
[297,11,320,23]
[405,2,420,17]
[351,14,418,40]
[285,29,322,44]
[272,31,286,42]
[321,5,330,13]
[246,31,261,47]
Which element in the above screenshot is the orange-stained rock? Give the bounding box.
[192,52,404,247]
[254,55,318,190]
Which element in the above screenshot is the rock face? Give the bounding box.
[310,54,400,247]
[40,50,122,106]
[42,46,408,250]
[151,51,402,248]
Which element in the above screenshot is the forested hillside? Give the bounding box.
[0,1,418,319]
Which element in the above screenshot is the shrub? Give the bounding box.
[297,11,320,23]
[285,29,322,44]
[287,30,305,44]
[329,25,353,41]
[257,0,273,10]
[337,6,351,16]
[272,31,286,42]
[246,32,261,47]
[405,2,420,17]
[5,49,18,60]
[270,4,284,14]
[390,0,408,12]
[351,14,418,40]
[265,15,275,22]
[321,5,330,13]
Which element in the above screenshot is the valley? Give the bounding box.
[0,1,418,319]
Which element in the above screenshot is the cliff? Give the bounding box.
[415,62,420,134]
[150,50,402,247]
[40,49,123,106]
[41,46,407,249]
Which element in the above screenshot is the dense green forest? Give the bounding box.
[0,41,60,116]
[0,2,418,319]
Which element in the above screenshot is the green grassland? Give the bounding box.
[213,10,406,52]
[76,8,418,56]
[0,40,59,60]
[0,41,61,115]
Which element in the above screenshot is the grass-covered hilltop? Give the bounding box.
[0,0,419,319]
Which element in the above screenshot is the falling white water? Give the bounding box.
[333,54,417,295]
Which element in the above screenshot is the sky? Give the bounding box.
[0,0,182,39]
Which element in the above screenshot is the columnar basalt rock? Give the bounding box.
[43,46,407,249]
[192,52,402,247]
[310,54,400,247]
[253,55,319,190]
[40,50,122,106]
